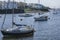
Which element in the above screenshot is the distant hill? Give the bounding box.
[26,3,50,11]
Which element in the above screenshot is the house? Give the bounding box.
[0,1,25,14]
[2,1,18,9]
[18,2,27,9]
[27,3,45,9]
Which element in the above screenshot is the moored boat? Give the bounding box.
[18,14,33,17]
[1,25,34,35]
[34,16,48,21]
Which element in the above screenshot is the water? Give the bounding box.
[0,10,60,40]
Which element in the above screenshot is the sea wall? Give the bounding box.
[0,9,25,14]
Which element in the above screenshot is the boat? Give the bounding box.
[18,14,33,17]
[1,11,34,36]
[53,12,57,14]
[1,13,34,36]
[1,24,34,35]
[1,0,34,36]
[34,16,48,21]
[53,9,57,14]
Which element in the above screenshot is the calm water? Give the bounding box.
[0,10,60,40]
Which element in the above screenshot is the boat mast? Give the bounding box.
[1,0,6,30]
[24,0,25,9]
[24,0,26,3]
[1,15,6,30]
[38,0,41,14]
[12,0,14,28]
[8,0,10,9]
[4,1,5,9]
[38,0,40,4]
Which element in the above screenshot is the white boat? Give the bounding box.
[53,12,57,14]
[53,9,57,14]
[34,16,48,21]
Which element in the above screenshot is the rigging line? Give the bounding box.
[1,14,6,30]
[1,0,7,30]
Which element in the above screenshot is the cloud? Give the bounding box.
[40,0,60,8]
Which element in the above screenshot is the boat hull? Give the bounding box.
[35,18,48,21]
[19,14,33,17]
[1,30,34,35]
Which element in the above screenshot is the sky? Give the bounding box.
[0,0,60,8]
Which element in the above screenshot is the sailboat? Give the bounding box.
[34,0,48,21]
[1,25,34,35]
[1,0,34,36]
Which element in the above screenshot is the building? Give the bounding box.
[2,1,18,9]
[27,3,45,9]
[18,2,27,9]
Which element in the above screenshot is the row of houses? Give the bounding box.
[0,1,18,9]
[27,3,50,11]
[27,3,45,9]
[0,1,50,10]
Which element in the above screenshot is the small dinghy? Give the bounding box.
[19,14,33,17]
[1,25,34,35]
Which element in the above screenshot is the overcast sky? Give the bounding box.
[1,0,60,8]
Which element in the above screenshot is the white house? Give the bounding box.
[27,3,45,9]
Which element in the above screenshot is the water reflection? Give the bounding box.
[3,34,34,40]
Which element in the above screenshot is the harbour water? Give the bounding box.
[0,10,60,40]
